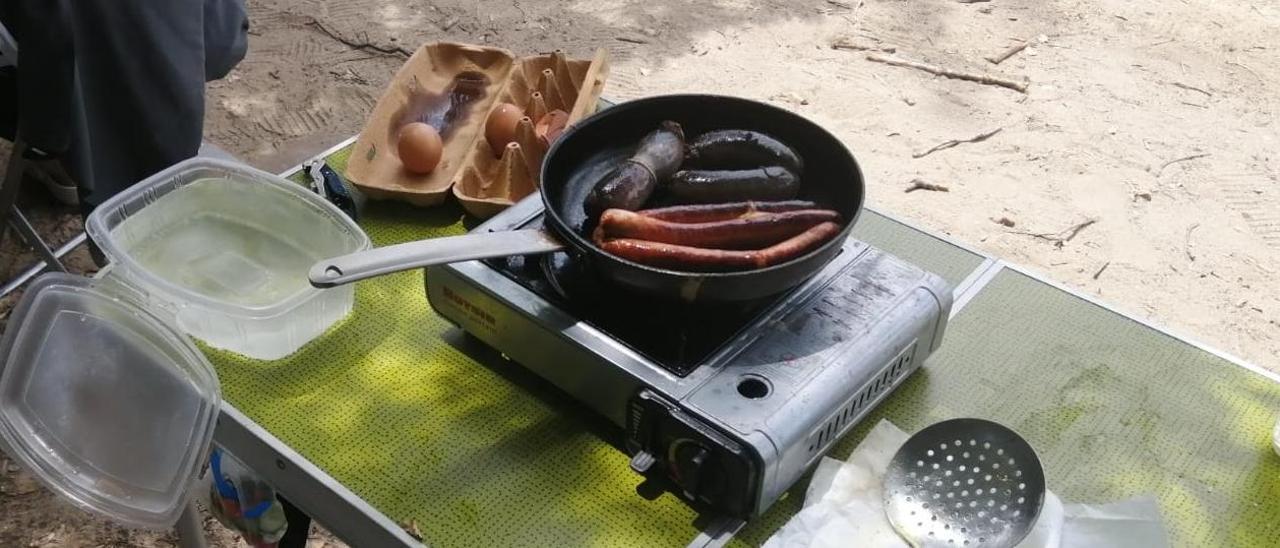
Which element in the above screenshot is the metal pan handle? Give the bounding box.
[308,229,565,288]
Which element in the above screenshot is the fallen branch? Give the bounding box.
[307,18,412,58]
[1185,223,1200,262]
[913,128,1003,159]
[1156,153,1210,176]
[957,0,991,3]
[831,37,896,53]
[1009,218,1097,248]
[1092,261,1110,280]
[616,36,650,44]
[905,179,950,193]
[866,53,1028,92]
[1172,82,1212,97]
[986,41,1029,65]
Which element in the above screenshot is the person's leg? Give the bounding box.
[0,66,15,142]
[275,496,313,548]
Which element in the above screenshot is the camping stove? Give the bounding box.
[425,196,952,520]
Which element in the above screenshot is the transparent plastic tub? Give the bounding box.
[86,157,371,360]
[0,274,220,528]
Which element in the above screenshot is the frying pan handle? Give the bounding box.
[308,229,565,288]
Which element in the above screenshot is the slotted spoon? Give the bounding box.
[883,418,1046,548]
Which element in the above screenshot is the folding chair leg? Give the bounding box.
[175,499,209,548]
[7,206,67,273]
[0,137,27,253]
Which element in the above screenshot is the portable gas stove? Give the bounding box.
[426,195,952,520]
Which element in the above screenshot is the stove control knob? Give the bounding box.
[673,443,712,497]
[629,451,656,474]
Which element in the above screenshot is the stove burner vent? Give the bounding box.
[806,342,918,455]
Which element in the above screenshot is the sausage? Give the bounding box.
[666,167,800,204]
[598,208,840,250]
[639,200,819,223]
[584,121,685,217]
[684,130,804,173]
[600,222,842,272]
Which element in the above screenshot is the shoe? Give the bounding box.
[25,160,79,207]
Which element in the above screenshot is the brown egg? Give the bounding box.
[397,122,442,174]
[485,103,524,155]
[536,110,571,147]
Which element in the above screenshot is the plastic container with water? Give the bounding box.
[0,156,370,529]
[86,157,370,360]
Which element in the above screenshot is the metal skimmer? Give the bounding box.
[883,418,1046,548]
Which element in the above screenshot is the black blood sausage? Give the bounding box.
[667,166,799,204]
[584,121,686,217]
[684,130,804,174]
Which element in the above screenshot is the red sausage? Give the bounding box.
[600,221,842,271]
[638,200,819,223]
[599,208,840,250]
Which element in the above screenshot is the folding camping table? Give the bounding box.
[199,133,1280,547]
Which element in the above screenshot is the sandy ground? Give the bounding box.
[2,0,1279,546]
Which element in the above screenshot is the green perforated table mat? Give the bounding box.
[734,269,1280,547]
[207,144,1279,547]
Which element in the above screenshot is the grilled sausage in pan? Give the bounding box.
[684,129,804,174]
[584,121,686,217]
[638,200,818,223]
[597,208,839,250]
[666,166,800,204]
[599,222,841,272]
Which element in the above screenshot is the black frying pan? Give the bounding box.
[309,94,865,303]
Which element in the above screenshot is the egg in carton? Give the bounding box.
[453,48,610,219]
[342,42,609,215]
[343,42,516,206]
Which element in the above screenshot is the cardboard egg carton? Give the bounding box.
[343,42,609,216]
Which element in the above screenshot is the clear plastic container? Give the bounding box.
[0,274,220,528]
[86,157,371,360]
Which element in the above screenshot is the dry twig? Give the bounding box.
[1156,153,1210,176]
[866,53,1028,92]
[1009,219,1097,248]
[831,37,895,53]
[616,36,650,44]
[1093,261,1110,280]
[1172,82,1212,96]
[905,179,950,193]
[1185,223,1200,262]
[913,128,1003,158]
[1227,60,1264,82]
[329,68,369,85]
[957,0,992,3]
[307,18,412,58]
[986,41,1029,64]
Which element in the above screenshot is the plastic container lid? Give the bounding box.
[0,274,220,529]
